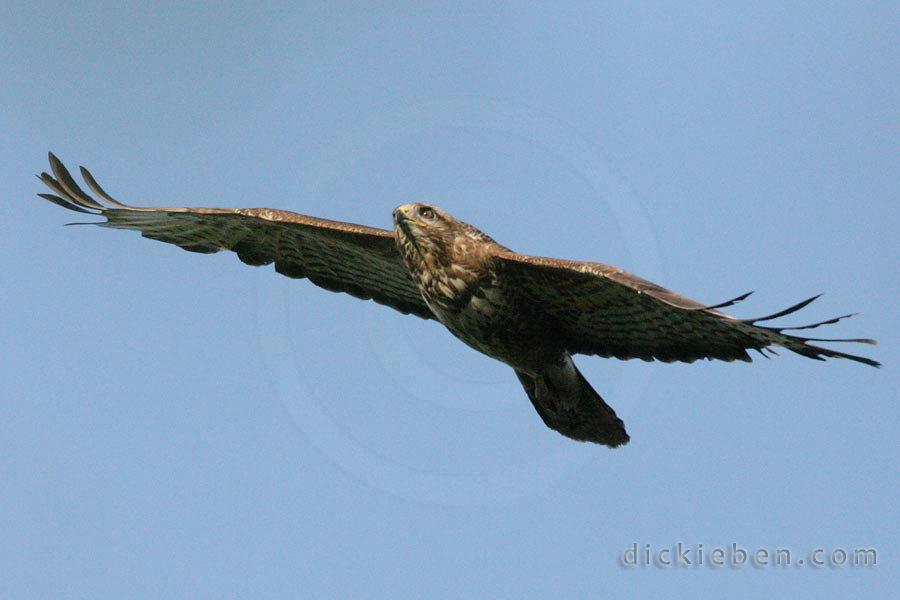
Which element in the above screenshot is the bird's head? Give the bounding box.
[393,202,500,261]
[392,203,455,258]
[393,203,504,306]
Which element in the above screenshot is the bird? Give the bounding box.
[36,153,879,447]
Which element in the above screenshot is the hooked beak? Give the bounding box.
[393,204,427,228]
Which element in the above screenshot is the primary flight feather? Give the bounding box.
[37,153,879,447]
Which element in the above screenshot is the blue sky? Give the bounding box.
[2,2,897,598]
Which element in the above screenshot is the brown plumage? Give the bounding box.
[36,153,879,447]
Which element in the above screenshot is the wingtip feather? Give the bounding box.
[80,165,130,207]
[743,294,823,324]
[37,192,97,215]
[699,290,754,311]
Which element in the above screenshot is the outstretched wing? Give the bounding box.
[37,153,434,320]
[497,253,879,366]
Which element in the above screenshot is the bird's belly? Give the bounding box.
[425,287,561,371]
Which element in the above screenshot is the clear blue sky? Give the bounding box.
[2,2,897,598]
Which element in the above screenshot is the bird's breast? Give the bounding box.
[425,278,560,370]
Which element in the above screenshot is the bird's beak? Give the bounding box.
[394,205,426,228]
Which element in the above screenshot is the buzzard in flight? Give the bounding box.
[37,153,879,447]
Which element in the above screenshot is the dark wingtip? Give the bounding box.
[741,292,879,368]
[845,354,881,368]
[742,294,823,324]
[787,337,881,368]
[777,312,861,332]
[37,192,97,214]
[700,290,754,311]
[36,153,111,213]
[80,164,128,207]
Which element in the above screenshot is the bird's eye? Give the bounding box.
[418,206,435,220]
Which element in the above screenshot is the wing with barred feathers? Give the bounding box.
[497,253,879,367]
[36,153,433,320]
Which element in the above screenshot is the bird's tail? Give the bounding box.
[515,357,629,447]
